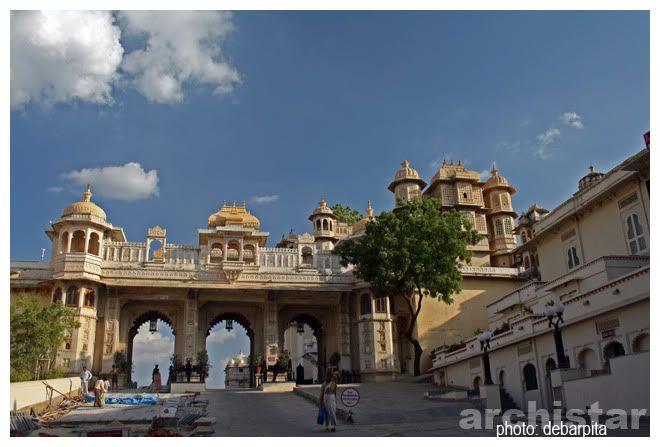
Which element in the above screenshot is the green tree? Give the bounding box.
[10,295,80,381]
[333,197,481,376]
[330,203,364,225]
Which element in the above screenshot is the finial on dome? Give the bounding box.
[319,199,327,207]
[442,159,447,167]
[458,160,463,167]
[491,163,498,177]
[242,200,246,208]
[589,165,595,173]
[402,160,410,168]
[367,200,374,218]
[82,183,92,202]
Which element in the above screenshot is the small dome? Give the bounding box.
[388,160,427,192]
[208,201,261,229]
[578,165,604,192]
[62,185,107,221]
[308,200,336,221]
[483,165,516,193]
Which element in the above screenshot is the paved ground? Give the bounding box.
[205,383,491,436]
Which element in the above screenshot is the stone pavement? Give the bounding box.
[204,382,490,436]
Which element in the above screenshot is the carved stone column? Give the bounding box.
[184,289,199,362]
[101,287,120,373]
[339,292,352,370]
[264,290,280,366]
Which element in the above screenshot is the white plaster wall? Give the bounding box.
[10,377,80,411]
[563,351,649,413]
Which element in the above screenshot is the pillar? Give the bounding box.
[184,290,199,362]
[264,290,280,366]
[67,232,73,253]
[101,288,120,373]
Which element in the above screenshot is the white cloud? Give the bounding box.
[537,128,560,146]
[249,195,279,205]
[118,11,240,103]
[132,327,174,387]
[62,162,159,201]
[10,11,124,109]
[207,329,237,344]
[560,112,584,129]
[479,162,497,181]
[47,186,64,193]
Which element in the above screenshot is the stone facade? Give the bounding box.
[10,161,527,383]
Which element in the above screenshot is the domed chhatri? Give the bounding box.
[388,160,427,192]
[484,164,517,194]
[208,200,261,229]
[62,184,107,221]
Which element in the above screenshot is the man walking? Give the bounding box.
[185,359,193,383]
[80,366,92,395]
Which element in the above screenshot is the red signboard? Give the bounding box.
[601,329,616,339]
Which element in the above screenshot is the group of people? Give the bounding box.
[79,365,122,408]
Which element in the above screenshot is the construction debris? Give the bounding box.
[37,395,84,423]
[10,411,39,436]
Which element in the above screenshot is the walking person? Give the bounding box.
[80,366,92,395]
[319,370,338,432]
[110,364,119,392]
[185,359,193,383]
[94,376,108,407]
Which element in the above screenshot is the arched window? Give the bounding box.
[329,220,333,231]
[323,219,328,231]
[360,294,372,315]
[52,288,62,304]
[625,213,647,254]
[88,233,100,256]
[66,287,79,306]
[567,246,580,269]
[210,243,223,263]
[603,341,625,372]
[301,247,313,266]
[523,364,538,391]
[495,219,504,236]
[83,289,95,307]
[632,333,650,353]
[577,348,598,374]
[60,231,69,253]
[71,230,85,253]
[316,220,321,230]
[374,297,387,313]
[227,240,240,261]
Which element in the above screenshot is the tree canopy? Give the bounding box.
[10,295,80,382]
[333,197,481,375]
[330,203,364,225]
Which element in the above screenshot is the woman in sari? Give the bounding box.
[94,376,108,408]
[319,371,338,432]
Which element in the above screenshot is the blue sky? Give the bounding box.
[10,11,649,261]
[10,12,649,260]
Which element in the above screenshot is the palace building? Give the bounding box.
[429,146,649,414]
[10,157,569,384]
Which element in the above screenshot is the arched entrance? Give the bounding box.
[544,357,557,409]
[127,311,176,386]
[282,314,324,383]
[206,313,254,388]
[632,333,650,353]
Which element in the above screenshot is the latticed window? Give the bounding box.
[500,194,509,208]
[374,297,387,313]
[66,287,78,306]
[504,218,513,234]
[625,213,647,254]
[495,219,504,236]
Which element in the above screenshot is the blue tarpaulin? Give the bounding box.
[82,393,160,405]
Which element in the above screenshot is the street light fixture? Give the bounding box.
[544,300,569,368]
[477,330,493,385]
[225,319,233,332]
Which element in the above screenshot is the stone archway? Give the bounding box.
[126,310,176,384]
[206,312,255,388]
[282,313,324,383]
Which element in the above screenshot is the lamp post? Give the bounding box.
[544,300,569,369]
[478,330,493,385]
